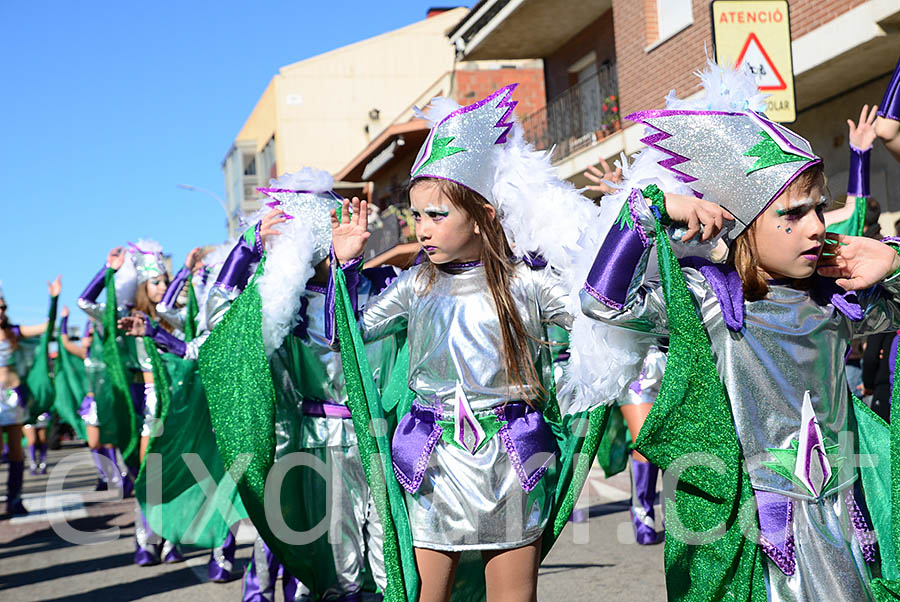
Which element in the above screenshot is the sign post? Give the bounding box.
[711,0,796,122]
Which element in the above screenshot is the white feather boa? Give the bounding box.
[256,218,316,356]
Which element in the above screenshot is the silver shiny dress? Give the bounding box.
[355,260,571,550]
[0,331,27,426]
[581,199,899,601]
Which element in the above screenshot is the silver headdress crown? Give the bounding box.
[410,84,519,205]
[128,239,168,283]
[257,167,342,265]
[627,95,820,241]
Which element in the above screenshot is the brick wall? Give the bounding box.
[454,67,546,118]
[612,0,866,119]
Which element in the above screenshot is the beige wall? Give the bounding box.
[235,7,468,176]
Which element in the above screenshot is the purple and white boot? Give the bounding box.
[630,458,662,545]
[208,530,237,582]
[27,444,38,475]
[134,506,161,566]
[161,540,185,563]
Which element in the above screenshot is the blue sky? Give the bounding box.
[1,1,472,325]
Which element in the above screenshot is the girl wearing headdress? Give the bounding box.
[0,276,59,516]
[78,240,184,565]
[578,62,900,601]
[198,168,394,601]
[328,84,620,601]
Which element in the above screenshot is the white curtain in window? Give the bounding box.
[657,0,693,41]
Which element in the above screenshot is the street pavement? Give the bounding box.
[1,441,666,601]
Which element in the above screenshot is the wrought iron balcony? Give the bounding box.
[521,62,619,162]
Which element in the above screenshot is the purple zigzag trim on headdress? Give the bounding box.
[432,83,520,145]
[492,84,518,145]
[639,128,698,187]
[628,109,747,194]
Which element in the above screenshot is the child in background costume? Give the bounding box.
[579,62,900,601]
[78,241,184,566]
[199,168,391,602]
[329,84,621,602]
[118,242,245,583]
[0,277,59,515]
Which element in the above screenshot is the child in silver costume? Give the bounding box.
[579,63,900,601]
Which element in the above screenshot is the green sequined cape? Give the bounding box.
[53,332,88,441]
[634,212,900,601]
[199,267,391,596]
[136,338,247,548]
[98,269,140,465]
[24,295,57,423]
[331,265,610,602]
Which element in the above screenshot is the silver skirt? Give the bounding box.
[0,387,26,426]
[406,436,553,551]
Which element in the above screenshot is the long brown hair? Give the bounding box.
[729,163,826,300]
[134,279,173,332]
[410,178,545,405]
[0,298,18,351]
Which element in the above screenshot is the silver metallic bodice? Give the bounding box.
[0,336,16,368]
[359,261,571,414]
[582,267,900,498]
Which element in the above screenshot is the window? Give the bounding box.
[646,0,693,49]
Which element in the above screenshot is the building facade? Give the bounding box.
[221,7,469,237]
[450,0,900,223]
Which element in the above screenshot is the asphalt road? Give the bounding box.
[1,441,666,601]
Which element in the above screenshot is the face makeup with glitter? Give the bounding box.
[410,180,482,264]
[752,188,827,280]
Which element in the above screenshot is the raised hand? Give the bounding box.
[107,246,126,271]
[817,233,900,290]
[848,104,878,150]
[117,313,148,337]
[260,208,288,246]
[61,305,70,318]
[583,158,622,196]
[48,275,62,297]
[331,197,370,264]
[664,193,735,242]
[185,246,204,272]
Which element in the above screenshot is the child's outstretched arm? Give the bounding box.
[580,187,733,333]
[875,56,900,163]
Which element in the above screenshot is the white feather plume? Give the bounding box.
[269,167,334,193]
[256,218,316,356]
[665,58,768,113]
[413,96,461,127]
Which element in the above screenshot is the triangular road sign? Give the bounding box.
[735,32,787,91]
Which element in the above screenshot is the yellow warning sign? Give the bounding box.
[712,0,796,122]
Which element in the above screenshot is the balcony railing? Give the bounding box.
[521,62,619,162]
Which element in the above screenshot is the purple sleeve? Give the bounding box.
[879,56,900,121]
[214,222,264,292]
[584,189,655,310]
[10,325,21,339]
[60,315,69,336]
[79,265,107,303]
[847,144,871,198]
[146,317,187,358]
[160,266,190,310]
[325,249,363,346]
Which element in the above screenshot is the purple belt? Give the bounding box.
[301,400,352,419]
